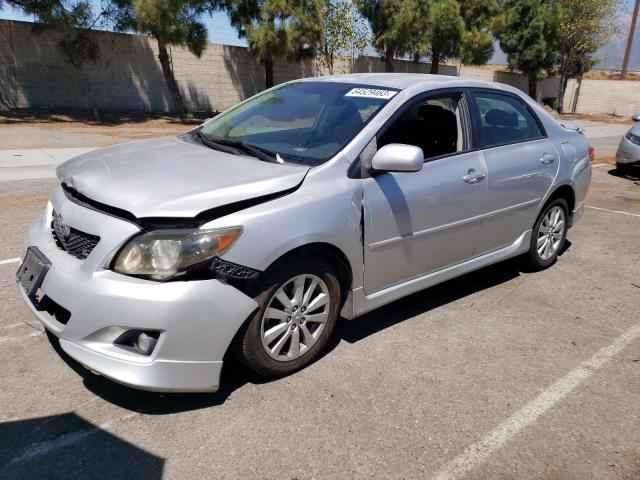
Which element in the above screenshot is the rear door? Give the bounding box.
[362,90,488,294]
[469,90,559,256]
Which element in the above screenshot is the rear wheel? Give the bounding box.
[233,258,340,378]
[522,198,568,271]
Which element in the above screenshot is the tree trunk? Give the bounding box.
[430,50,440,74]
[265,60,274,89]
[384,48,395,72]
[528,75,537,99]
[556,73,568,113]
[157,38,186,115]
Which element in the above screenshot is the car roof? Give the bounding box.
[298,73,521,95]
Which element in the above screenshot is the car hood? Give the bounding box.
[56,136,309,218]
[629,122,640,136]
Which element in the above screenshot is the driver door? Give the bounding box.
[363,90,489,294]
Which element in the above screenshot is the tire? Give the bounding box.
[522,198,569,271]
[232,257,341,378]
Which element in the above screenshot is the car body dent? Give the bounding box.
[57,136,310,218]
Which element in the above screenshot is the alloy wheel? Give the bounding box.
[537,206,565,261]
[260,274,330,361]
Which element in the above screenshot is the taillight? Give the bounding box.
[588,146,595,162]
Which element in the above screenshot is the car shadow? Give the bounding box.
[608,166,640,182]
[0,412,164,479]
[47,248,571,413]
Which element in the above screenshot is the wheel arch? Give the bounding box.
[261,242,353,304]
[541,183,576,226]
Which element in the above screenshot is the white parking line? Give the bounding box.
[0,257,20,265]
[591,163,611,168]
[0,331,42,344]
[586,205,640,218]
[431,322,640,480]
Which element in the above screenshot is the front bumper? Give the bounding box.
[616,136,640,165]
[19,187,258,392]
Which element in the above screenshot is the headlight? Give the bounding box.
[626,132,640,146]
[113,227,243,280]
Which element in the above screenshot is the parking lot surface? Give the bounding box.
[1,152,639,478]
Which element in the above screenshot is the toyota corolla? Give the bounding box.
[17,74,592,392]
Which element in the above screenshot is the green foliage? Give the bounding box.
[426,0,464,71]
[357,0,429,71]
[554,0,620,110]
[358,0,495,73]
[225,0,320,86]
[495,0,560,96]
[315,0,370,74]
[459,0,495,65]
[556,0,620,77]
[112,0,210,57]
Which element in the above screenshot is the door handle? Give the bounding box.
[540,153,555,165]
[463,169,486,184]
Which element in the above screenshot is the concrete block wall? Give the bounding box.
[572,79,640,116]
[1,20,637,115]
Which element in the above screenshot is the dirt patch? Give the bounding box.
[0,194,50,209]
[559,113,635,125]
[0,110,208,126]
[595,156,617,165]
[583,70,640,81]
[0,110,215,149]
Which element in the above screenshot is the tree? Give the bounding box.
[555,0,620,111]
[458,0,495,66]
[6,0,209,114]
[358,0,429,72]
[4,0,107,116]
[495,0,560,98]
[224,0,319,88]
[426,0,463,74]
[315,0,369,74]
[111,0,210,114]
[409,0,495,75]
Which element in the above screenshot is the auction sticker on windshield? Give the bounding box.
[345,88,398,99]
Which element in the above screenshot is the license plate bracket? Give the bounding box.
[16,247,51,299]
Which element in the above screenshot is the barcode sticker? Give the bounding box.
[345,88,398,100]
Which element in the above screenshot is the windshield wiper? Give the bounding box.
[195,130,282,164]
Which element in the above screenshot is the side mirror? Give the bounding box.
[633,114,640,122]
[371,144,424,173]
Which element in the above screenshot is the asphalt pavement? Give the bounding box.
[1,132,639,479]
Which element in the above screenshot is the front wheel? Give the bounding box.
[522,198,568,271]
[233,258,341,378]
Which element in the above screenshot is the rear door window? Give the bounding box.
[471,91,545,148]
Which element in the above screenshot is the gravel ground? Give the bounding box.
[0,162,639,479]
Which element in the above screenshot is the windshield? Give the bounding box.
[199,82,398,166]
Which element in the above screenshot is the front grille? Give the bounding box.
[51,212,100,260]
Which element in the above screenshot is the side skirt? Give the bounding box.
[340,230,532,320]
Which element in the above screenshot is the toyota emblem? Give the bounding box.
[53,212,71,239]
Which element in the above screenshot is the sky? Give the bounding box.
[1,0,638,70]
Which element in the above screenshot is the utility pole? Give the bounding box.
[621,0,640,79]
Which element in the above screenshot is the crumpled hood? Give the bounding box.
[56,136,309,218]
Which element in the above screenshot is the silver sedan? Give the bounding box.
[17,74,592,392]
[616,119,640,172]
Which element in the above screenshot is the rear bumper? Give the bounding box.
[571,201,585,227]
[19,187,258,392]
[616,136,640,165]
